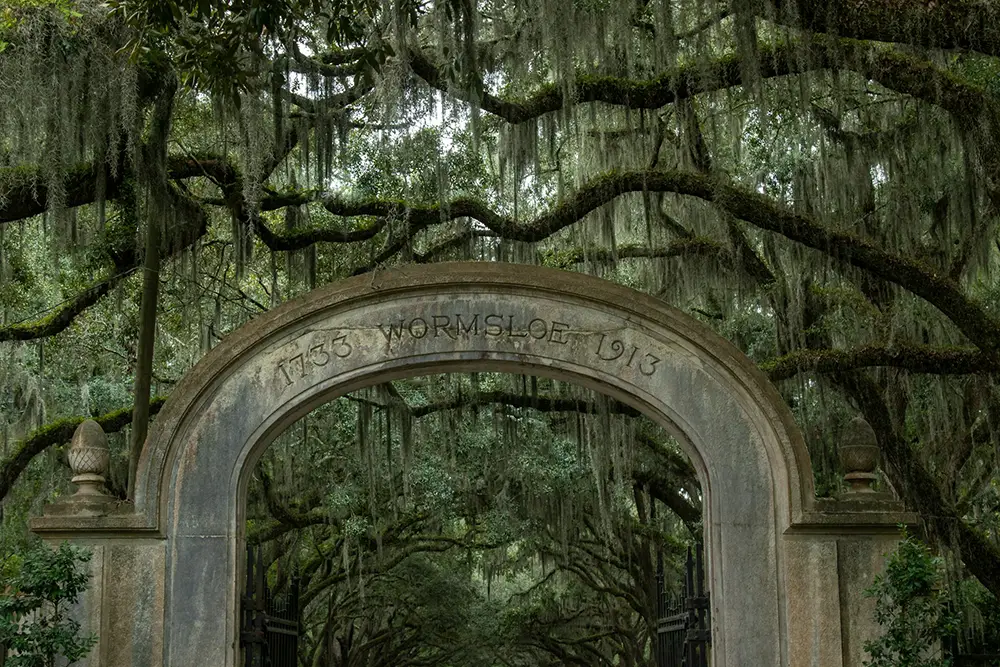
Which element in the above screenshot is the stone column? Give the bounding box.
[29,420,114,667]
[29,420,167,667]
[784,417,917,667]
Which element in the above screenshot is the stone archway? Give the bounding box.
[31,262,913,667]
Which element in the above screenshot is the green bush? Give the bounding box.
[864,530,959,667]
[0,542,97,667]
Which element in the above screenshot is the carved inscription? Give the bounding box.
[374,313,661,377]
[276,332,353,387]
[595,332,661,376]
[377,314,571,345]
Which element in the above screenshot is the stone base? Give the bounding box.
[783,495,918,667]
[39,493,120,518]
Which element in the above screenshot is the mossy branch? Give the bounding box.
[1,184,209,342]
[283,81,374,115]
[631,468,701,527]
[0,161,124,224]
[307,173,698,245]
[408,390,643,419]
[549,239,728,267]
[279,168,1000,357]
[764,0,1000,58]
[413,229,499,262]
[255,214,387,249]
[699,172,1000,358]
[407,42,802,125]
[0,276,123,342]
[0,154,235,225]
[0,396,168,503]
[762,345,990,381]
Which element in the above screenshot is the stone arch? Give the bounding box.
[32,263,911,667]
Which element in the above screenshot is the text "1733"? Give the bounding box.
[277,333,353,387]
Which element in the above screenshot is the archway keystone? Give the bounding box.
[31,262,914,667]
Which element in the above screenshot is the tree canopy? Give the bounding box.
[2,0,1000,663]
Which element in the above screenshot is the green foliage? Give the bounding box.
[0,542,97,667]
[0,0,84,53]
[864,531,960,667]
[113,0,384,99]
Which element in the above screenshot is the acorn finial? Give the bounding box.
[838,416,880,493]
[67,419,110,497]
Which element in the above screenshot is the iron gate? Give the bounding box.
[945,634,1000,666]
[241,544,300,667]
[655,543,710,667]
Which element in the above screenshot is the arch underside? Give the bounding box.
[124,264,814,667]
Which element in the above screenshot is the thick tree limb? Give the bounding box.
[306,169,1000,357]
[410,390,643,419]
[762,345,990,381]
[700,173,1000,357]
[283,81,374,115]
[315,173,686,245]
[283,46,368,78]
[413,229,499,262]
[0,276,125,342]
[0,161,123,224]
[1,185,209,342]
[554,239,728,266]
[406,42,804,125]
[0,154,234,225]
[0,397,168,502]
[762,0,1000,58]
[255,214,386,250]
[0,149,279,342]
[632,469,701,527]
[410,37,984,132]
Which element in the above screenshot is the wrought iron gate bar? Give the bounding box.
[240,544,300,667]
[654,543,711,667]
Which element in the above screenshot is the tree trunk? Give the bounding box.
[128,216,160,497]
[127,78,177,498]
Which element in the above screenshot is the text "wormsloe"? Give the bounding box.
[377,313,571,346]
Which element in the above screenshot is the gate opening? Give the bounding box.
[239,371,710,667]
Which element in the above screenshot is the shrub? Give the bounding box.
[864,530,959,667]
[0,542,97,667]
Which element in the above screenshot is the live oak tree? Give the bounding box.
[2,0,1000,660]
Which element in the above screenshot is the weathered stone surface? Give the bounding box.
[103,541,166,667]
[28,263,913,667]
[783,536,844,667]
[837,535,903,667]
